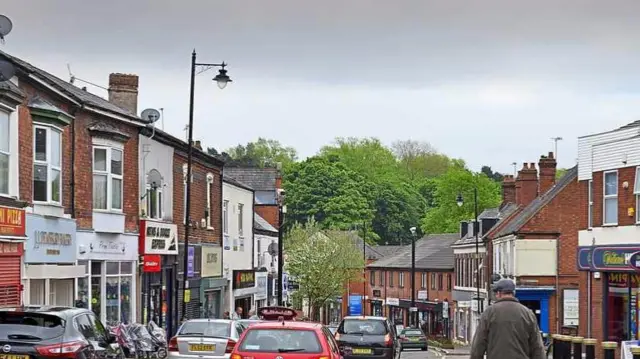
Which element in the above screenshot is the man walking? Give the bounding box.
[469,279,545,359]
[230,307,243,320]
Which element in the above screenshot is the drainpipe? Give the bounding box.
[587,272,592,338]
[555,236,560,334]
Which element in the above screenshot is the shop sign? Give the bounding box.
[25,214,76,264]
[630,252,640,270]
[442,300,449,319]
[233,270,255,289]
[607,273,640,288]
[417,290,428,300]
[0,242,22,256]
[576,247,592,271]
[581,246,640,272]
[143,254,161,272]
[187,247,195,278]
[0,206,25,237]
[77,232,138,261]
[254,271,268,301]
[386,297,400,306]
[349,295,362,315]
[201,246,222,278]
[562,289,579,326]
[139,220,178,256]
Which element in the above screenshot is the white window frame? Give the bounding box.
[399,272,405,288]
[238,203,244,237]
[145,184,163,220]
[0,110,9,196]
[635,168,640,224]
[223,200,229,234]
[588,179,593,228]
[206,173,214,229]
[603,170,618,226]
[92,146,123,211]
[33,124,63,204]
[421,272,427,288]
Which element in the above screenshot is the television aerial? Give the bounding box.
[0,60,15,82]
[67,64,107,90]
[0,15,13,44]
[141,108,161,124]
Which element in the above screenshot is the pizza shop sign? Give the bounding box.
[139,220,178,256]
[233,270,256,290]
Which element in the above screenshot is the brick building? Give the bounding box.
[365,234,457,337]
[488,152,582,337]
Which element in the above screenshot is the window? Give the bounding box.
[421,272,427,288]
[146,185,163,219]
[93,147,123,210]
[206,174,214,228]
[399,272,405,288]
[635,168,640,223]
[183,179,187,224]
[223,200,229,234]
[588,180,593,228]
[389,272,394,287]
[239,329,322,353]
[438,274,443,290]
[603,171,618,225]
[379,271,385,286]
[0,111,9,195]
[238,203,244,237]
[605,273,639,342]
[447,274,452,290]
[33,126,62,203]
[370,271,376,286]
[431,273,436,290]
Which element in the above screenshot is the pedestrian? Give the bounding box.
[248,309,259,319]
[469,279,545,359]
[223,311,230,319]
[230,307,243,320]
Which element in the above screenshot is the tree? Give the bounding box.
[392,140,452,179]
[421,164,502,233]
[283,156,374,232]
[556,168,568,180]
[319,137,399,182]
[370,181,427,244]
[285,220,364,319]
[224,138,297,168]
[481,165,505,183]
[206,147,235,164]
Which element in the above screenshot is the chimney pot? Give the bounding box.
[516,161,539,206]
[108,73,139,115]
[538,152,558,194]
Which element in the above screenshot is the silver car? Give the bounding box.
[168,319,245,359]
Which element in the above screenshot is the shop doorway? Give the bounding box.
[234,296,252,318]
[521,300,541,325]
[204,290,221,319]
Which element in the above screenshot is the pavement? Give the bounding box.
[401,346,471,359]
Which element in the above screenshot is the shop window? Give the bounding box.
[0,111,9,195]
[33,125,62,204]
[93,147,123,211]
[605,273,639,342]
[105,261,133,325]
[431,273,436,290]
[206,173,214,228]
[29,279,45,305]
[588,180,593,228]
[603,171,618,225]
[399,272,405,288]
[223,200,229,234]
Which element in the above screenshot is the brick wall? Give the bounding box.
[590,166,636,228]
[256,205,278,228]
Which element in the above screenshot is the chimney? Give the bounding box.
[501,175,516,204]
[193,140,203,151]
[108,73,139,115]
[538,152,557,194]
[515,163,538,206]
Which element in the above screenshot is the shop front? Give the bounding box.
[231,269,257,317]
[138,220,178,332]
[254,270,269,309]
[0,206,26,306]
[201,245,225,319]
[386,297,404,325]
[455,301,471,342]
[76,231,138,325]
[23,214,83,306]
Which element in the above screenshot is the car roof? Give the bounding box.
[247,321,323,330]
[0,306,90,319]
[184,319,235,324]
[342,316,387,321]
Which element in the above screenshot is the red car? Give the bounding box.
[231,307,342,359]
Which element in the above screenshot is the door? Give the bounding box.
[520,300,542,326]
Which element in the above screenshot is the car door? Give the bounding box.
[322,328,341,359]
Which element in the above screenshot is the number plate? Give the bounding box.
[0,355,29,359]
[410,338,420,341]
[352,348,372,355]
[189,344,215,352]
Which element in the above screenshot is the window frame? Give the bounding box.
[603,170,618,226]
[430,272,436,290]
[421,272,427,288]
[370,271,375,286]
[145,184,163,220]
[634,167,640,224]
[223,200,229,234]
[438,273,443,290]
[92,146,123,211]
[379,270,385,286]
[206,173,214,229]
[33,124,63,204]
[588,179,593,228]
[398,272,404,288]
[447,273,452,290]
[0,110,10,196]
[388,271,394,287]
[238,203,244,237]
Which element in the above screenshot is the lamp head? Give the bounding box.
[213,63,231,89]
[456,193,464,207]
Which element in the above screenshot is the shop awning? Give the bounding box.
[24,264,85,279]
[0,236,27,242]
[399,299,443,311]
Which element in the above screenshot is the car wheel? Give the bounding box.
[420,347,427,351]
[157,349,168,359]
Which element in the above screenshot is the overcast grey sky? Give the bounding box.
[3,0,640,173]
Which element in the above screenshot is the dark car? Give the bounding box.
[398,328,427,351]
[334,316,399,359]
[0,306,118,359]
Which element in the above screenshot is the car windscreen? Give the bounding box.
[338,319,388,335]
[0,312,65,341]
[239,328,322,353]
[178,321,231,338]
[402,329,423,336]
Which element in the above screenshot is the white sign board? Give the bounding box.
[563,289,579,326]
[386,297,399,306]
[417,290,428,300]
[621,341,640,359]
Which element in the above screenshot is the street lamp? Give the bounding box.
[276,189,286,306]
[409,227,417,327]
[181,50,232,321]
[456,188,483,314]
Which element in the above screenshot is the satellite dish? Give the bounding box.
[0,15,13,40]
[268,242,278,256]
[140,108,161,124]
[0,61,15,82]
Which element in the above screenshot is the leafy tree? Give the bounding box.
[370,181,427,244]
[319,137,399,181]
[392,140,452,179]
[556,168,568,180]
[421,164,501,233]
[224,138,297,168]
[285,220,365,320]
[283,156,374,232]
[481,165,505,182]
[206,147,235,164]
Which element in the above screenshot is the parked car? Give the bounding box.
[334,316,399,359]
[236,320,262,330]
[0,305,119,359]
[327,324,339,336]
[398,327,427,351]
[168,319,244,359]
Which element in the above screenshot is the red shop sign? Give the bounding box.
[143,255,162,272]
[0,206,25,237]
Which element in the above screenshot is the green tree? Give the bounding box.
[420,164,501,233]
[370,181,427,244]
[319,137,399,181]
[392,140,452,179]
[481,165,505,182]
[283,156,374,232]
[285,220,364,319]
[556,168,568,180]
[224,138,298,168]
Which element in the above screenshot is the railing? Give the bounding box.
[546,334,640,359]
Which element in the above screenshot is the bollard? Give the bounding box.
[583,338,596,359]
[561,335,572,359]
[552,334,560,359]
[571,336,583,359]
[602,341,617,359]
[632,347,640,359]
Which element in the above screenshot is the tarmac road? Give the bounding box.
[400,347,470,359]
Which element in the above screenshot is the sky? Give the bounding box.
[2,0,640,174]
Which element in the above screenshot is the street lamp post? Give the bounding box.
[276,191,286,306]
[409,227,417,327]
[456,187,483,314]
[181,50,231,320]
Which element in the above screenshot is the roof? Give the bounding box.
[223,174,254,192]
[140,126,225,168]
[368,233,458,270]
[348,232,384,260]
[255,213,277,233]
[0,50,142,121]
[492,166,578,238]
[224,167,278,191]
[452,203,519,246]
[249,321,322,330]
[373,245,406,258]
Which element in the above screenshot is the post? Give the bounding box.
[571,337,583,359]
[474,187,482,313]
[583,338,596,359]
[602,341,616,359]
[277,204,284,306]
[552,334,560,359]
[631,346,640,359]
[362,222,367,316]
[181,50,197,319]
[410,229,416,327]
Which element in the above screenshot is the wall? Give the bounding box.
[577,126,639,180]
[254,233,277,270]
[5,77,19,199]
[255,205,278,228]
[138,134,174,220]
[222,182,254,272]
[514,240,557,276]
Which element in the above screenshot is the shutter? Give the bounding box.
[177,286,201,320]
[0,256,21,306]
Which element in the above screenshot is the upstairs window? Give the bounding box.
[603,171,618,225]
[635,168,640,223]
[223,200,229,234]
[33,126,62,204]
[438,273,443,290]
[206,174,214,228]
[379,271,385,286]
[93,147,123,210]
[370,271,375,286]
[421,272,427,288]
[431,273,436,290]
[238,203,244,237]
[588,180,594,228]
[388,272,394,287]
[399,272,405,288]
[447,274,452,290]
[0,111,9,195]
[146,185,163,219]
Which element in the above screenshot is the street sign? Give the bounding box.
[409,307,418,312]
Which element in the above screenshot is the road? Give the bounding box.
[400,348,470,359]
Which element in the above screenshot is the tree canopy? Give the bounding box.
[209,138,297,168]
